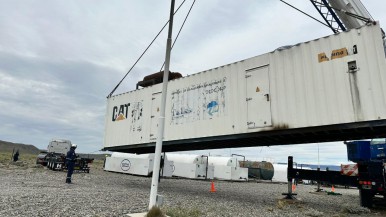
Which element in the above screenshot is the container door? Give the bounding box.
[150,92,161,141]
[245,65,272,129]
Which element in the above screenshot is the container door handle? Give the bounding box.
[264,94,270,101]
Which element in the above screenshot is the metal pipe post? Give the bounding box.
[148,0,175,210]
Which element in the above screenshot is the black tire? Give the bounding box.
[359,189,373,208]
[52,162,56,171]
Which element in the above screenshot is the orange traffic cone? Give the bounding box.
[210,181,216,192]
[331,185,335,192]
[292,184,296,192]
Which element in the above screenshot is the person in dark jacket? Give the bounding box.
[66,144,77,184]
[158,156,165,183]
[13,150,19,162]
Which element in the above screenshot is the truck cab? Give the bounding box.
[47,139,72,154]
[345,139,386,207]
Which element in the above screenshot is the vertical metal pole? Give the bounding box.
[149,0,175,210]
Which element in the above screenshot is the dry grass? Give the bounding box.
[0,151,42,171]
[0,152,36,165]
[146,206,165,217]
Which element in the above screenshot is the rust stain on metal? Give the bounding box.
[348,72,364,121]
[272,124,289,130]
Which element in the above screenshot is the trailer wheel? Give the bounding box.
[52,162,57,171]
[359,189,373,208]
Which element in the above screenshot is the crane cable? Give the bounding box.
[107,0,190,98]
[279,0,331,29]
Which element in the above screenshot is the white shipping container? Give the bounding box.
[212,165,248,181]
[104,23,386,153]
[208,156,248,181]
[208,156,239,167]
[104,153,173,177]
[166,154,213,179]
[272,164,288,183]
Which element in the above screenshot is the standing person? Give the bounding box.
[158,156,165,183]
[13,150,19,162]
[66,144,77,184]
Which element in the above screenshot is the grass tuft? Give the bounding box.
[146,206,165,217]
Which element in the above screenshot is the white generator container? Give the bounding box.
[272,163,288,182]
[271,163,313,182]
[104,22,386,153]
[104,153,173,177]
[166,154,213,179]
[208,156,248,181]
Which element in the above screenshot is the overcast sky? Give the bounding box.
[1,0,385,165]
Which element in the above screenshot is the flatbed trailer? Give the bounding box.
[286,155,386,208]
[287,156,359,188]
[45,153,93,173]
[36,139,94,173]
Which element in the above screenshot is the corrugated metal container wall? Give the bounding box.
[104,84,161,148]
[104,23,386,151]
[270,23,386,128]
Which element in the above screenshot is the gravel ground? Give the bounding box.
[1,161,385,217]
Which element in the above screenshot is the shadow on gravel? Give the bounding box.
[370,197,386,216]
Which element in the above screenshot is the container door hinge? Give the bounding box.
[246,98,252,101]
[245,75,251,78]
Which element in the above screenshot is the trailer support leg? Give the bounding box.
[282,156,297,199]
[282,179,297,199]
[315,168,323,192]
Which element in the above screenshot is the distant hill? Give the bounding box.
[0,140,108,161]
[0,140,41,155]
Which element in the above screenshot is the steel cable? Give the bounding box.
[107,0,189,98]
